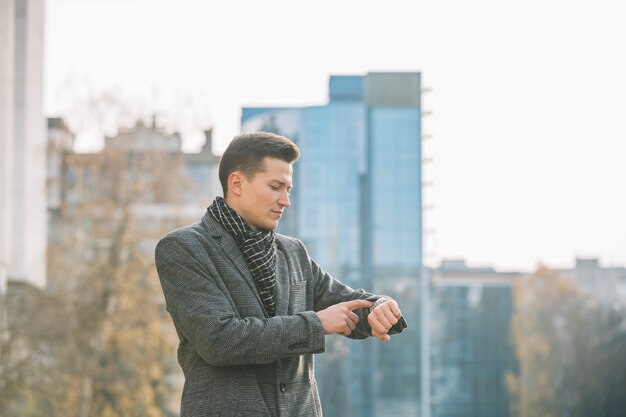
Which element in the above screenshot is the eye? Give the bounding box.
[270,185,280,191]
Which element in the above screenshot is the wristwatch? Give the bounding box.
[369,297,390,314]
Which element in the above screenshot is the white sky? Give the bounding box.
[44,0,626,271]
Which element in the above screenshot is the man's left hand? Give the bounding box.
[367,298,402,342]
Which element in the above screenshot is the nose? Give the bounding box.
[278,192,291,208]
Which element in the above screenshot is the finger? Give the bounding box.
[342,319,353,335]
[369,316,388,335]
[342,299,373,311]
[372,329,391,342]
[380,305,399,325]
[387,300,402,319]
[346,317,356,331]
[346,311,359,328]
[373,310,393,330]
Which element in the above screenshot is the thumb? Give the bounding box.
[341,299,373,311]
[372,329,391,342]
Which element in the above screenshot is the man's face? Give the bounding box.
[236,157,293,231]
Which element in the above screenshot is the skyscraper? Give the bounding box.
[242,72,423,417]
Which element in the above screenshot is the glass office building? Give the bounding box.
[242,73,423,417]
[430,264,521,417]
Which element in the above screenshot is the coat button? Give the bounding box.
[279,382,286,393]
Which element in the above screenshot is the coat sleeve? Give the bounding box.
[296,239,407,340]
[293,240,379,340]
[155,235,326,367]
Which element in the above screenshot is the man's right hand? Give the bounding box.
[316,299,373,336]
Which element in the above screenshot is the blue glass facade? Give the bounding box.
[430,281,517,417]
[370,107,422,270]
[241,73,423,417]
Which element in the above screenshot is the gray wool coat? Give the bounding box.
[155,211,382,417]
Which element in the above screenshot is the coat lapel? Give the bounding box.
[201,211,267,315]
[274,250,289,317]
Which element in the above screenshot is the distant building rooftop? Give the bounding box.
[433,259,525,286]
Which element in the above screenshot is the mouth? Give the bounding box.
[271,210,283,217]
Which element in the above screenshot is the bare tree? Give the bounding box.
[507,266,626,417]
[1,139,192,417]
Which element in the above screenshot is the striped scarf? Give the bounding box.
[208,196,277,317]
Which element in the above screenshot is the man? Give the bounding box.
[155,132,406,417]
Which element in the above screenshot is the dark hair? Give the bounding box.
[219,132,300,197]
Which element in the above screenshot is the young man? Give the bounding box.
[155,132,406,417]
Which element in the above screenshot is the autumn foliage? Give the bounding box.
[507,266,626,417]
[1,146,192,417]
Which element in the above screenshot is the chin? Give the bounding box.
[255,221,278,231]
[265,221,279,230]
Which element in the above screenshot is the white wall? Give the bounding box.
[0,0,46,290]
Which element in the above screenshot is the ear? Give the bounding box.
[227,171,245,197]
